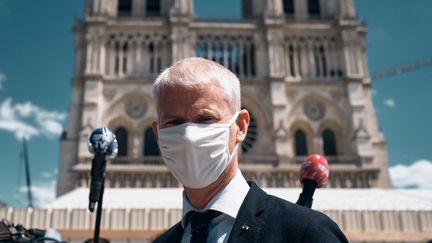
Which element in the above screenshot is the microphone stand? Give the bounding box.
[87,127,118,243]
[89,153,107,243]
[93,177,104,243]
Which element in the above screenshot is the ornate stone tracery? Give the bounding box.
[303,100,326,121]
[104,31,171,78]
[125,98,148,119]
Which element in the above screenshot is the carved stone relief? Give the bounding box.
[303,100,326,121]
[125,98,148,119]
[103,88,116,101]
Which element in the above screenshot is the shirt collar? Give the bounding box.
[181,169,250,227]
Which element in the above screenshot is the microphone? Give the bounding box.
[87,127,118,212]
[296,154,329,208]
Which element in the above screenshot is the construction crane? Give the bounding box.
[21,138,33,208]
[370,58,432,80]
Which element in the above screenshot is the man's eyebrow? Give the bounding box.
[197,109,223,118]
[161,114,185,121]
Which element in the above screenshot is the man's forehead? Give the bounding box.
[157,85,230,117]
[158,81,224,102]
[159,80,216,92]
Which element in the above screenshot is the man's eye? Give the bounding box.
[198,117,216,124]
[165,120,183,127]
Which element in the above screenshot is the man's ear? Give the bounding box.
[236,109,250,143]
[151,121,159,142]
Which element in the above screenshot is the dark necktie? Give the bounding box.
[189,210,222,243]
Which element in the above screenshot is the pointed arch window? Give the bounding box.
[242,0,253,19]
[118,0,132,17]
[322,129,337,156]
[149,43,155,73]
[143,127,160,156]
[115,127,128,156]
[319,45,327,77]
[114,42,120,74]
[308,0,320,17]
[122,43,128,74]
[146,0,161,17]
[283,0,294,15]
[294,129,308,156]
[288,44,296,76]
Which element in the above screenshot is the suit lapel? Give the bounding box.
[227,182,268,243]
[161,222,184,243]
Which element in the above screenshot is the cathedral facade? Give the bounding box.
[57,0,391,196]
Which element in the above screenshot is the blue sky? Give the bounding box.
[0,0,431,207]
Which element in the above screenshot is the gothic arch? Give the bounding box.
[104,31,170,77]
[287,93,351,158]
[318,119,344,157]
[138,117,160,158]
[102,91,154,126]
[107,116,134,158]
[288,93,347,125]
[290,119,315,157]
[117,0,132,17]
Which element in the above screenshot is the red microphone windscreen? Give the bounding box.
[299,154,329,188]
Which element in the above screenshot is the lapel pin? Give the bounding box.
[241,224,250,231]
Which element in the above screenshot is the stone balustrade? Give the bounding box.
[73,161,381,189]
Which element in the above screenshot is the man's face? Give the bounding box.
[153,82,239,153]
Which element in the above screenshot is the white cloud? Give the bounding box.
[18,180,57,207]
[41,168,58,179]
[0,72,5,90]
[0,98,66,140]
[41,171,52,178]
[383,98,396,108]
[390,159,432,189]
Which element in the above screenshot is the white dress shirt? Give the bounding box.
[180,169,250,243]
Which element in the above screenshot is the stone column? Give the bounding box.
[341,0,356,19]
[341,30,360,78]
[169,0,193,63]
[98,40,106,75]
[306,38,316,79]
[170,0,192,18]
[107,0,118,17]
[299,41,307,77]
[267,28,285,78]
[85,38,93,75]
[293,41,301,78]
[143,43,150,74]
[271,81,291,162]
[133,0,144,17]
[294,0,307,20]
[265,0,283,19]
[118,42,124,76]
[132,131,140,157]
[135,41,142,77]
[170,27,193,63]
[346,80,374,163]
[253,31,269,78]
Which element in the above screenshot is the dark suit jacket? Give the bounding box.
[153,182,348,243]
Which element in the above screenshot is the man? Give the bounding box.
[151,57,348,243]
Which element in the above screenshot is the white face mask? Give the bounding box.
[157,112,239,189]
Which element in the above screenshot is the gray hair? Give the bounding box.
[152,57,241,114]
